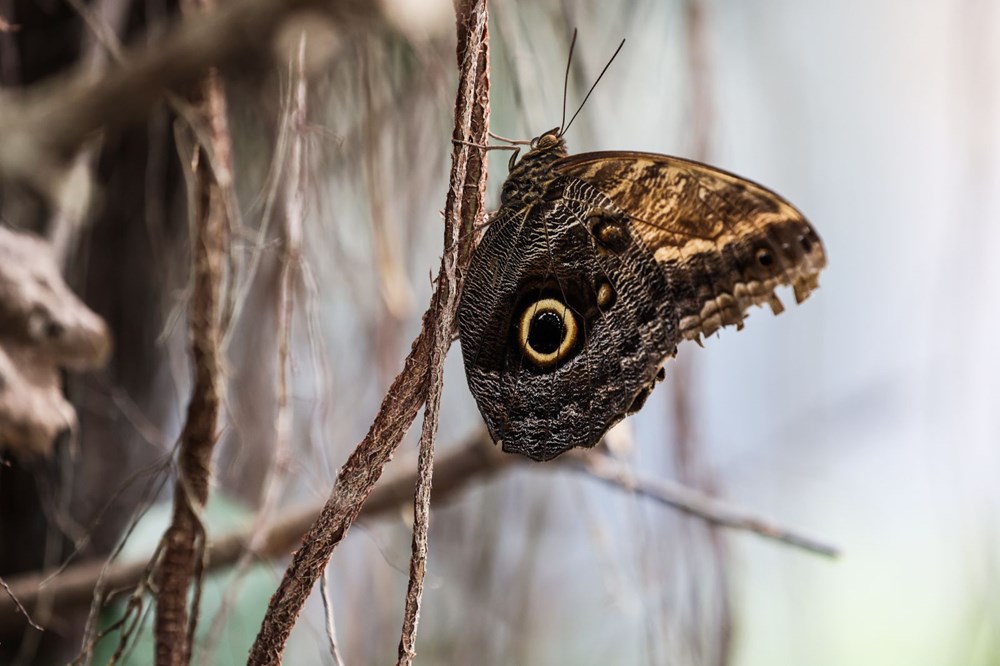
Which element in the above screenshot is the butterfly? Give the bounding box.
[456,125,826,461]
[456,36,826,462]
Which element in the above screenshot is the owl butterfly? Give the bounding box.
[457,48,826,462]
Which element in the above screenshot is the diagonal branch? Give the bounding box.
[0,433,839,633]
[247,0,490,662]
[0,435,508,632]
[0,0,386,203]
[397,3,489,663]
[566,453,840,557]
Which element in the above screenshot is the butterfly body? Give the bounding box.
[458,131,826,461]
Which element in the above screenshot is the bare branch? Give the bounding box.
[198,33,309,666]
[247,0,489,660]
[152,35,232,662]
[564,453,841,558]
[397,2,489,663]
[319,569,346,666]
[0,576,40,632]
[0,433,839,633]
[0,0,385,202]
[0,435,506,630]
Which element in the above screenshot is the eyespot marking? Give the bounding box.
[589,212,630,253]
[596,281,616,310]
[800,231,814,253]
[755,247,774,268]
[517,297,579,369]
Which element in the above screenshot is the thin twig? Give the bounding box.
[564,453,840,558]
[75,465,172,663]
[319,569,347,666]
[0,576,40,631]
[0,433,507,630]
[197,33,307,666]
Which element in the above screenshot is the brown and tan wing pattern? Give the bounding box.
[555,152,826,341]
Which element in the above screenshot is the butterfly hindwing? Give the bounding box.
[458,175,678,461]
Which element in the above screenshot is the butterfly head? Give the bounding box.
[500,128,568,207]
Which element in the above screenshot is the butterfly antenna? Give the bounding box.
[560,29,578,133]
[560,38,626,137]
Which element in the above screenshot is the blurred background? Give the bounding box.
[1,0,998,664]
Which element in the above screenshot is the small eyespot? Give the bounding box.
[590,212,630,253]
[517,298,579,369]
[46,321,64,339]
[596,281,616,310]
[755,247,775,267]
[800,233,813,253]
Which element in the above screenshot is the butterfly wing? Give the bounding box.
[458,179,679,461]
[555,152,826,342]
[458,147,827,462]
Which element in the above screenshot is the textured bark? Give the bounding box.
[152,68,230,665]
[0,226,109,456]
[397,1,489,663]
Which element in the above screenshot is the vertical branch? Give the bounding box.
[397,5,489,662]
[153,126,225,666]
[153,0,233,659]
[248,0,489,662]
[197,33,309,666]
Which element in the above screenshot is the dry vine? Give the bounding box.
[247,1,489,662]
[152,60,232,665]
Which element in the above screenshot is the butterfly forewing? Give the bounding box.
[555,152,827,342]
